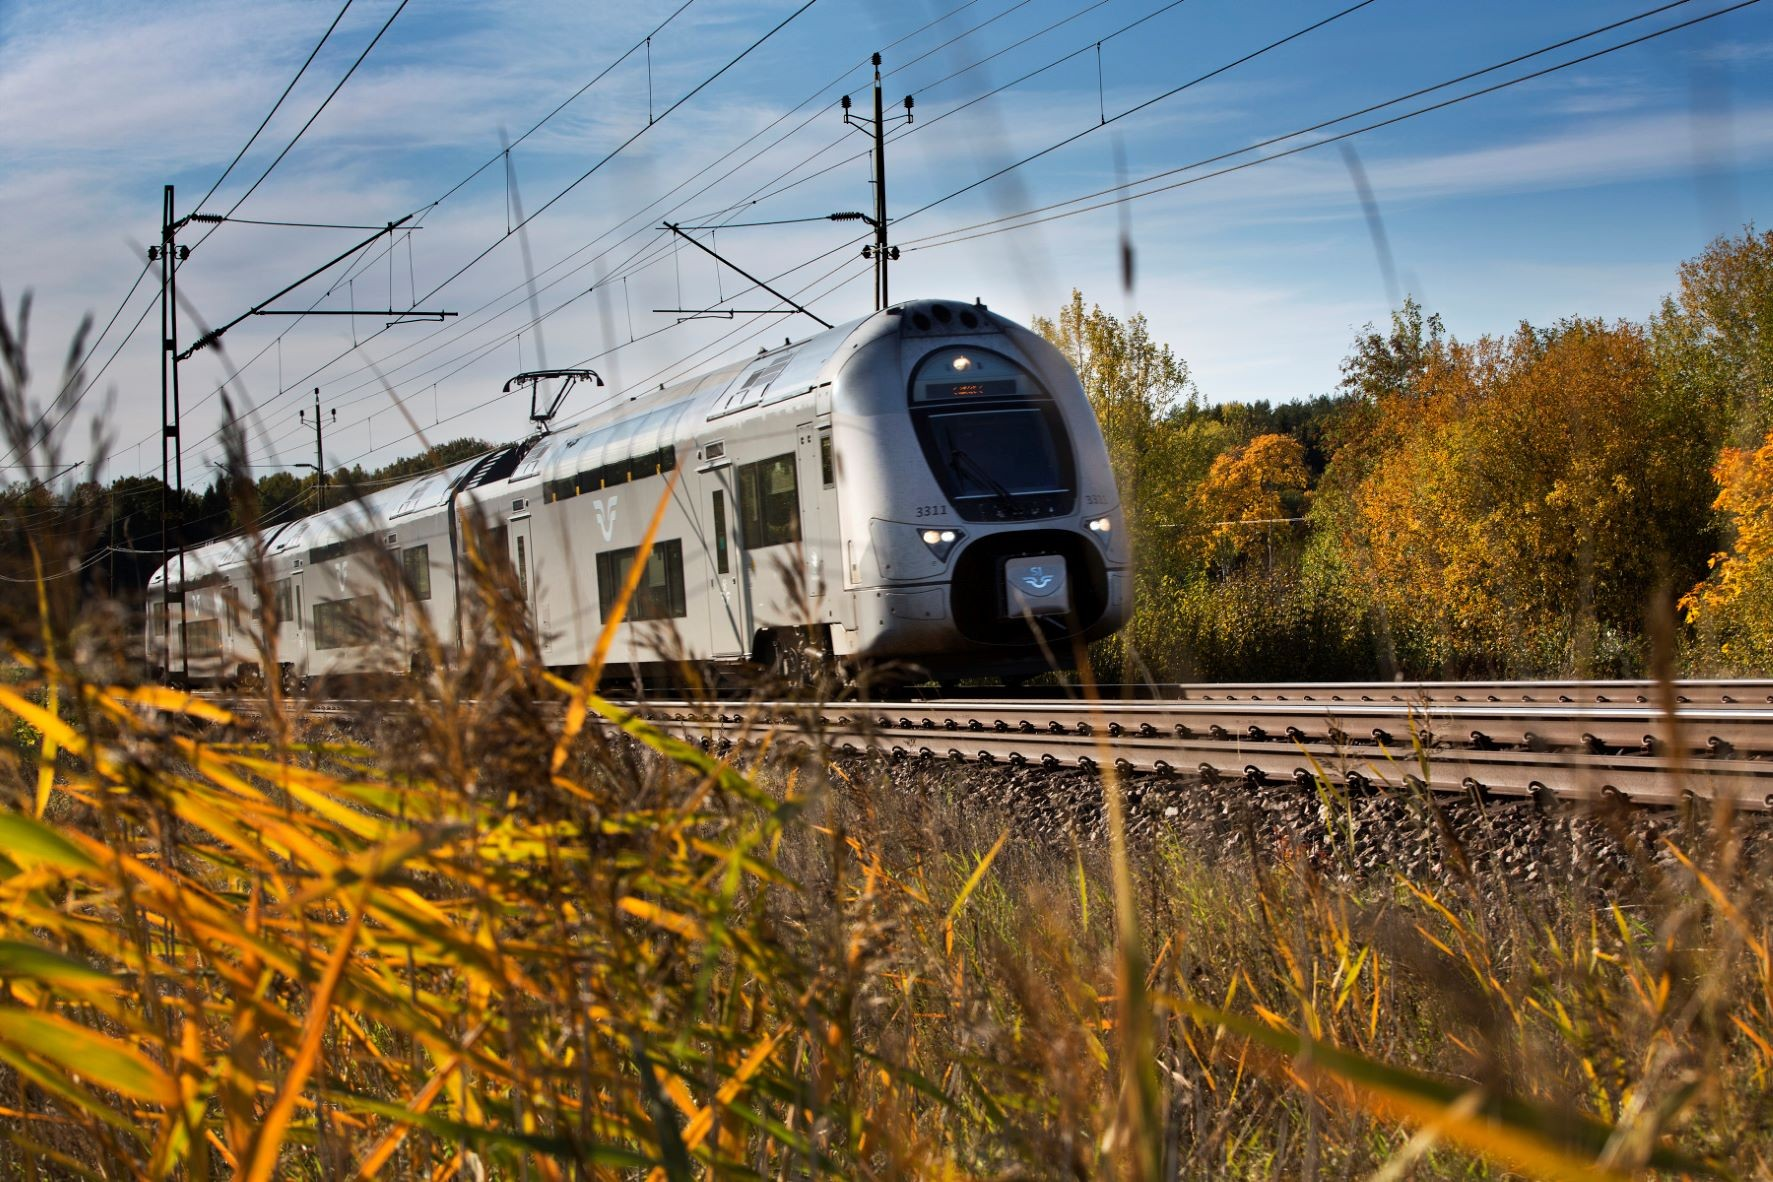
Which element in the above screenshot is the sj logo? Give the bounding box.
[1021,566,1055,591]
[593,495,619,542]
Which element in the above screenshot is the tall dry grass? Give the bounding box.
[0,616,1766,1178]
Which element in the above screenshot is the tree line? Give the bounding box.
[1041,226,1773,680]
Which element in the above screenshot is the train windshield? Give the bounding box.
[909,347,1075,521]
[925,409,1065,496]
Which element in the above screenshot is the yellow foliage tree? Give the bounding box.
[1680,431,1773,667]
[1338,318,1719,673]
[1190,433,1308,572]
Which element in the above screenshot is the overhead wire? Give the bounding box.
[891,0,1385,229]
[283,0,1038,421]
[55,0,409,473]
[135,0,1100,479]
[326,247,874,472]
[8,0,363,467]
[15,257,156,460]
[190,0,358,216]
[173,0,841,474]
[200,0,413,233]
[679,0,1197,226]
[324,0,1751,470]
[209,0,1008,471]
[902,0,1754,250]
[403,0,824,312]
[105,0,745,474]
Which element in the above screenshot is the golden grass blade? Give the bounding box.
[944,829,1008,958]
[1181,1001,1726,1180]
[0,680,83,760]
[619,896,708,942]
[100,682,237,726]
[551,463,682,776]
[241,887,371,1182]
[0,1007,176,1106]
[30,546,60,818]
[947,829,1008,924]
[0,811,101,873]
[0,940,123,999]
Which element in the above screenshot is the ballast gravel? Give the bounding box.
[836,756,1773,894]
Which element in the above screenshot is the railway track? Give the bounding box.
[929,678,1773,706]
[222,681,1773,811]
[644,689,1773,811]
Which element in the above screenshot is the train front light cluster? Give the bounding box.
[919,526,962,562]
[1086,517,1113,533]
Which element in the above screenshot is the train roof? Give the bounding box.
[500,317,864,494]
[267,452,491,558]
[143,298,1009,588]
[146,451,499,589]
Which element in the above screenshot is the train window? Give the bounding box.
[295,584,302,631]
[908,347,1076,522]
[401,545,432,601]
[712,490,730,574]
[313,597,379,650]
[545,445,676,503]
[516,536,528,598]
[183,619,222,661]
[275,579,292,627]
[736,454,800,548]
[820,431,834,487]
[596,540,687,622]
[309,536,376,565]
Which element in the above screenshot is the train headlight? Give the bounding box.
[919,526,963,560]
[950,355,973,372]
[1087,517,1112,533]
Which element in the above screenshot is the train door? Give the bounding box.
[794,419,837,611]
[508,515,534,620]
[289,561,308,683]
[701,467,749,657]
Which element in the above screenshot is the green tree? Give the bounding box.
[1653,225,1773,444]
[1033,291,1197,560]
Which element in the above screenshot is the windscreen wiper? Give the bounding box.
[949,448,1014,504]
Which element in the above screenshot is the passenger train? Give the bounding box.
[145,298,1132,687]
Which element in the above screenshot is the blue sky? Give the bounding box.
[2,0,1769,486]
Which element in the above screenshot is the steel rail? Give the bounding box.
[651,698,1773,759]
[643,710,1773,810]
[922,679,1773,706]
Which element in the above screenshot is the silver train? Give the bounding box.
[145,298,1132,686]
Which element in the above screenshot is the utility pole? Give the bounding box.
[841,54,912,310]
[150,184,191,682]
[143,191,446,682]
[299,391,335,512]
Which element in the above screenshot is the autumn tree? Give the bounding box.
[1338,318,1716,674]
[1189,433,1308,574]
[1034,291,1197,550]
[1682,430,1773,669]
